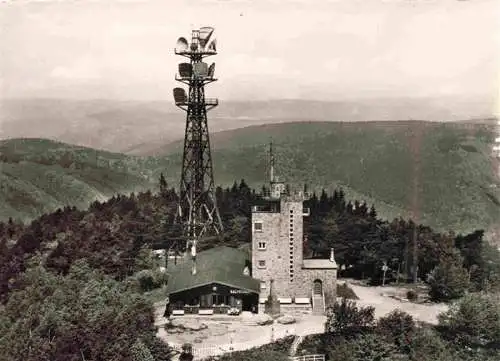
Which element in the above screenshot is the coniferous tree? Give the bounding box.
[346,201,354,214]
[159,173,168,196]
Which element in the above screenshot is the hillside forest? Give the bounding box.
[1,120,498,241]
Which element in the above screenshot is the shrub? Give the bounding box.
[437,293,500,348]
[406,290,418,302]
[134,269,168,292]
[130,338,155,361]
[408,327,454,361]
[337,282,359,300]
[325,333,399,361]
[377,310,416,351]
[325,298,375,335]
[427,249,470,302]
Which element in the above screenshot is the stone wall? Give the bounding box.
[251,196,338,304]
[251,211,286,297]
[295,269,337,307]
[280,304,312,317]
[252,199,306,299]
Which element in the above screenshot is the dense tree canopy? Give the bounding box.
[0,257,172,361]
[0,179,498,304]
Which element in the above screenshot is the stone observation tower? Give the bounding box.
[251,143,337,315]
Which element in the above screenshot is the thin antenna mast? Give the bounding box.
[269,140,275,183]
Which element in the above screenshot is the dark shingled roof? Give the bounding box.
[165,246,261,295]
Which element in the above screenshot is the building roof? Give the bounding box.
[302,259,337,269]
[165,246,261,295]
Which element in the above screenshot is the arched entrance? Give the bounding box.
[313,279,323,295]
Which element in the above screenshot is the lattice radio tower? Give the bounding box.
[173,27,223,252]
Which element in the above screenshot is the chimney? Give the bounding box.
[330,248,335,263]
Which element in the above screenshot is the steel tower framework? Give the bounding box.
[173,27,223,250]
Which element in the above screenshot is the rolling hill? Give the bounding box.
[0,120,499,241]
[1,97,495,154]
[0,138,174,222]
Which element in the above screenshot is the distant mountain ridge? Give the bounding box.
[1,97,496,154]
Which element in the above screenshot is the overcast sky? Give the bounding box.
[1,0,499,104]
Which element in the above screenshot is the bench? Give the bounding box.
[198,309,214,315]
[294,298,310,304]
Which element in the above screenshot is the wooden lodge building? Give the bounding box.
[165,246,260,315]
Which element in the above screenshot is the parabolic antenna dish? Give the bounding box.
[176,37,189,52]
[178,63,192,78]
[173,87,188,104]
[206,38,217,52]
[193,62,209,77]
[208,63,215,78]
[199,27,214,49]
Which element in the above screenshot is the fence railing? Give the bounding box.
[168,328,297,359]
[290,335,303,356]
[290,354,325,361]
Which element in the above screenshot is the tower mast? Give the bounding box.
[173,27,223,254]
[269,140,275,183]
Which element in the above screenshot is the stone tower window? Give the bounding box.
[258,260,266,268]
[258,242,267,250]
[253,222,263,232]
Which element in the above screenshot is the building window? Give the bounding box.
[260,281,266,290]
[258,260,266,268]
[212,295,230,306]
[290,209,294,213]
[258,242,267,250]
[253,222,263,232]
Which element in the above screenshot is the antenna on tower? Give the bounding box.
[172,26,224,255]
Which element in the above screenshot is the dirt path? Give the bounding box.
[345,281,448,324]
